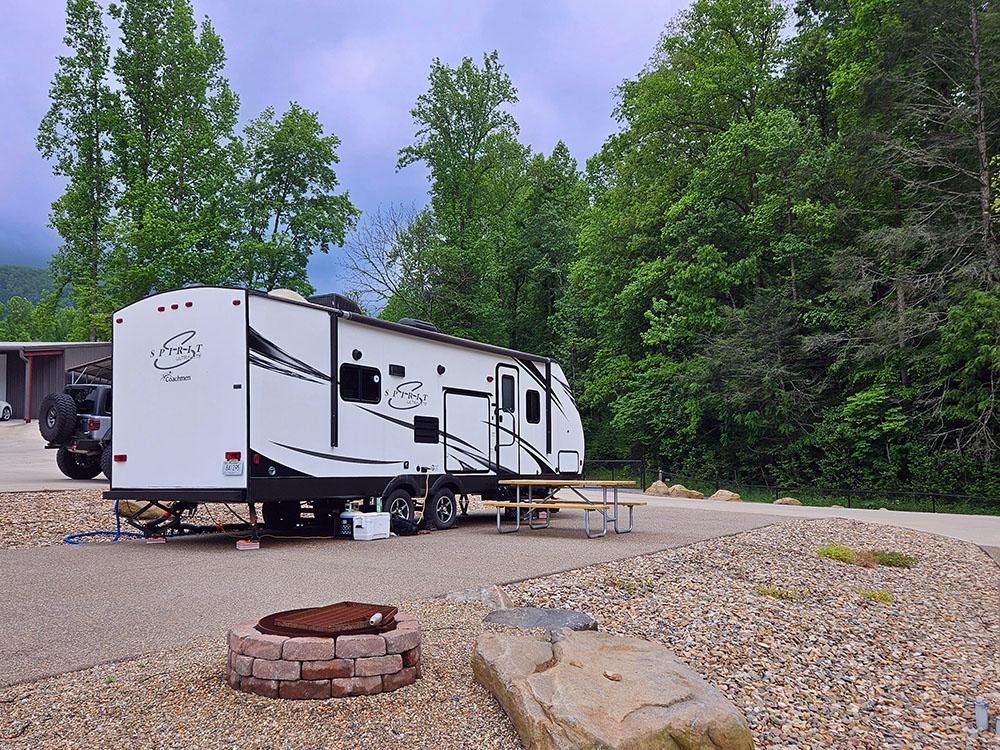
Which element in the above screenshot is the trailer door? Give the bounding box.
[444,390,491,473]
[495,365,520,473]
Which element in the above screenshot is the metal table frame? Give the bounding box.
[495,481,636,538]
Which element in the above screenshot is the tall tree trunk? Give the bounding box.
[969,0,996,277]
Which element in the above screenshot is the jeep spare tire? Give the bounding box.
[39,393,77,443]
[101,444,113,481]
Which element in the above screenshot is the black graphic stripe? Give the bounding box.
[487,419,557,474]
[516,357,566,416]
[272,441,405,465]
[249,328,330,382]
[250,354,327,384]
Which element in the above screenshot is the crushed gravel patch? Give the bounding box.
[0,489,116,549]
[0,598,519,750]
[507,517,999,749]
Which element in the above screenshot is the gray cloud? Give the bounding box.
[0,0,681,292]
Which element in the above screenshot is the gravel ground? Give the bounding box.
[0,489,115,549]
[507,517,999,749]
[0,598,519,750]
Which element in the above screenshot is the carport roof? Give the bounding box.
[0,341,109,351]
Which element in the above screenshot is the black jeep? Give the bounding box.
[38,384,113,480]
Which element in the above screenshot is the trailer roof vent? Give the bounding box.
[307,292,362,314]
[398,318,440,333]
[268,288,309,303]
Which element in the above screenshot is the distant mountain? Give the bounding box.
[0,264,53,304]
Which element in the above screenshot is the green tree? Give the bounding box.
[232,104,359,293]
[108,0,240,300]
[37,0,116,340]
[395,51,529,341]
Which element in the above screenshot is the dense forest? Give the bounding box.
[0,265,52,305]
[4,0,998,494]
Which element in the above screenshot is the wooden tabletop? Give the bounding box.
[498,479,636,487]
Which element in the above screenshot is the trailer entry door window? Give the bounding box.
[340,364,381,404]
[526,389,540,423]
[501,374,515,412]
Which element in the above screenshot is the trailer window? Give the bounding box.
[526,389,540,423]
[501,374,515,413]
[340,364,381,404]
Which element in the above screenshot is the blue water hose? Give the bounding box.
[63,499,143,544]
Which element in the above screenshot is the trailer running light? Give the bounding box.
[170,303,178,310]
[87,418,100,431]
[113,454,127,463]
[225,451,241,461]
[232,299,241,306]
[185,301,193,307]
[157,306,165,312]
[253,453,260,464]
[115,318,123,324]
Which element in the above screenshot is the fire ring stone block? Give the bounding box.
[226,615,422,700]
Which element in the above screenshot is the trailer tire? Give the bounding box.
[39,393,77,444]
[101,444,113,481]
[384,488,415,522]
[56,446,102,480]
[428,487,458,530]
[263,501,301,530]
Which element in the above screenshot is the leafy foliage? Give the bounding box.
[0,266,54,305]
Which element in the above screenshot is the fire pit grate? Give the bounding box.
[256,601,398,638]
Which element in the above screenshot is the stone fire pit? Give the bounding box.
[226,612,422,700]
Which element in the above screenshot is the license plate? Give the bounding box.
[223,459,243,476]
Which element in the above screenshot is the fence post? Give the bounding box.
[640,459,647,491]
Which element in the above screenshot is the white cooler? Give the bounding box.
[353,512,391,541]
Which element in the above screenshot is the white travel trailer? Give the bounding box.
[104,287,585,532]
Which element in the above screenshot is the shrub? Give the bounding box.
[753,585,801,601]
[869,549,917,568]
[817,543,856,563]
[856,588,892,604]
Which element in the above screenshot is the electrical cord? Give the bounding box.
[63,499,143,544]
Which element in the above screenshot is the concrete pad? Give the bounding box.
[0,505,774,686]
[0,421,108,491]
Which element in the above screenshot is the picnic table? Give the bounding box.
[483,479,644,538]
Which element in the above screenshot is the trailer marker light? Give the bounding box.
[253,454,260,464]
[185,301,192,307]
[157,306,165,312]
[87,418,101,431]
[233,299,241,306]
[170,303,178,310]
[225,451,241,461]
[113,454,127,462]
[115,318,123,324]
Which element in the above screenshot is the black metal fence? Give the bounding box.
[584,459,1000,515]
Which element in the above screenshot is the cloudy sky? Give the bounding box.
[1,0,681,293]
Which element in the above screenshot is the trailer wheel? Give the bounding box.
[263,501,301,530]
[428,488,458,530]
[56,446,102,480]
[101,444,113,481]
[39,393,77,444]
[384,488,415,522]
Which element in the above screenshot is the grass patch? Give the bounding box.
[818,543,915,569]
[856,588,893,604]
[869,549,917,568]
[753,585,801,601]
[817,543,856,563]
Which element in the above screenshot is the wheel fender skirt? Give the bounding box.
[428,474,460,497]
[381,474,421,500]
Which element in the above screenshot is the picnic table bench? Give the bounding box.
[484,479,644,538]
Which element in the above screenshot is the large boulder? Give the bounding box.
[644,480,671,496]
[773,496,802,506]
[708,489,742,502]
[472,629,753,750]
[668,484,705,499]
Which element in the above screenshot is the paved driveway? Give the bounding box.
[0,420,108,491]
[0,505,775,686]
